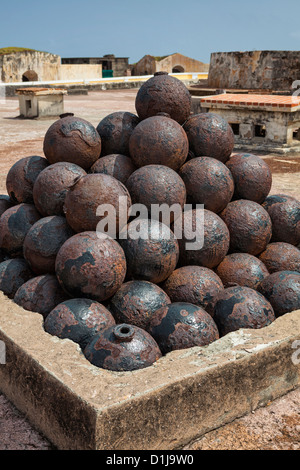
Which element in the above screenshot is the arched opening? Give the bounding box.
[22,70,38,82]
[172,65,185,73]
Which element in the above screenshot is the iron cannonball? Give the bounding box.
[14,274,69,319]
[89,154,137,185]
[179,156,234,213]
[96,111,140,157]
[215,253,270,290]
[63,173,131,234]
[44,298,116,350]
[83,323,162,371]
[6,156,49,204]
[226,153,272,203]
[119,219,179,284]
[43,116,101,170]
[219,200,272,256]
[55,232,127,302]
[213,285,275,336]
[107,280,171,330]
[135,72,192,125]
[0,258,34,299]
[176,208,230,269]
[183,113,235,164]
[23,216,74,275]
[257,271,300,318]
[129,115,189,171]
[258,242,300,273]
[126,165,186,222]
[262,194,300,246]
[162,266,224,316]
[0,203,41,257]
[33,162,87,216]
[0,195,14,216]
[147,302,219,355]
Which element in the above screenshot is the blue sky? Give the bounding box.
[1,0,300,64]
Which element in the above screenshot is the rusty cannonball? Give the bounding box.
[183,113,235,164]
[257,271,300,318]
[55,232,126,302]
[213,285,275,336]
[43,116,101,170]
[126,165,186,222]
[135,72,192,125]
[0,203,41,257]
[258,243,300,274]
[129,115,189,171]
[6,156,49,204]
[176,208,230,269]
[63,173,131,234]
[179,157,234,213]
[107,280,171,330]
[83,323,162,371]
[89,154,137,185]
[215,253,270,290]
[33,162,87,216]
[14,274,69,318]
[119,219,179,284]
[162,266,224,316]
[96,111,140,157]
[262,194,300,246]
[147,302,219,355]
[23,216,74,275]
[226,153,272,203]
[0,195,14,216]
[44,298,116,350]
[0,258,34,299]
[220,200,272,256]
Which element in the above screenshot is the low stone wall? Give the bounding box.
[2,77,202,97]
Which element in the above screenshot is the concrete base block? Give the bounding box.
[0,292,299,450]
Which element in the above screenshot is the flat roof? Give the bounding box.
[16,87,67,95]
[200,93,300,112]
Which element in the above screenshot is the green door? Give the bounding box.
[102,70,113,78]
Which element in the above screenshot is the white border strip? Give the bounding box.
[0,72,208,88]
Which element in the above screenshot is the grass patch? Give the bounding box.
[0,47,43,55]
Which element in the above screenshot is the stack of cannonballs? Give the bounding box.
[0,71,299,372]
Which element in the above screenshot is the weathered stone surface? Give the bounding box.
[208,51,300,90]
[0,51,61,83]
[132,53,209,76]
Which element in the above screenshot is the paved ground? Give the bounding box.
[0,89,299,450]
